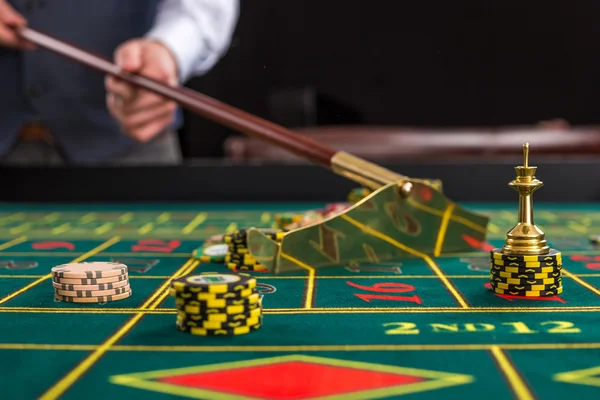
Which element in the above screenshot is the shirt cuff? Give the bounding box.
[145,15,207,83]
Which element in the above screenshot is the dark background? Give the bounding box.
[181,0,600,158]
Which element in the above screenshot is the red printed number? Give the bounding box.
[568,256,600,271]
[0,261,38,270]
[586,263,600,271]
[131,239,181,253]
[31,241,75,251]
[346,281,422,304]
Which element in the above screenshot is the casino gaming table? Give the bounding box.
[1,158,600,400]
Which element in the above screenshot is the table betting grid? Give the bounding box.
[0,204,600,399]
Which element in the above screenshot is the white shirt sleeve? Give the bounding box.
[145,0,239,83]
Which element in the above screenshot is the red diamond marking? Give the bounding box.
[159,360,426,399]
[109,355,475,398]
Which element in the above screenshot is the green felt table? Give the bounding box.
[0,202,599,400]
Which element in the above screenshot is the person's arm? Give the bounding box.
[0,0,34,49]
[145,0,239,83]
[105,0,239,143]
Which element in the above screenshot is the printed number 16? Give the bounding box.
[346,281,422,304]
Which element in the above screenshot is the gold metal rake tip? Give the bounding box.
[523,143,530,167]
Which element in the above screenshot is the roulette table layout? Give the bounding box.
[1,158,600,400]
[4,25,600,400]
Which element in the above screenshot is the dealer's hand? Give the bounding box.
[0,0,34,49]
[105,39,178,143]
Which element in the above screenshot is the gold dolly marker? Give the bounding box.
[489,144,563,299]
[501,143,550,255]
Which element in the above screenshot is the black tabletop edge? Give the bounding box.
[0,157,598,203]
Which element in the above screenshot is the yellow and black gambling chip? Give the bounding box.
[228,246,250,256]
[490,274,562,286]
[491,269,561,280]
[225,254,268,272]
[225,253,256,265]
[227,242,247,251]
[223,229,251,244]
[490,285,563,297]
[169,285,255,301]
[171,272,256,294]
[227,240,250,252]
[172,235,267,337]
[175,292,261,309]
[491,248,562,263]
[221,227,287,273]
[177,306,262,324]
[589,235,600,244]
[490,264,562,274]
[176,315,263,336]
[173,290,262,309]
[491,258,561,268]
[224,228,286,246]
[226,262,267,272]
[177,311,262,330]
[254,228,286,241]
[177,299,262,316]
[236,264,267,272]
[190,314,262,331]
[490,280,562,292]
[224,232,246,246]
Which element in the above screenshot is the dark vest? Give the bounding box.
[0,0,172,163]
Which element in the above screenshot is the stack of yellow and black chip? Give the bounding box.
[170,272,263,336]
[224,229,286,272]
[489,248,563,297]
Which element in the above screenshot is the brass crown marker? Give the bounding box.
[501,143,550,255]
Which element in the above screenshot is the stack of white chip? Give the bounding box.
[51,262,131,303]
